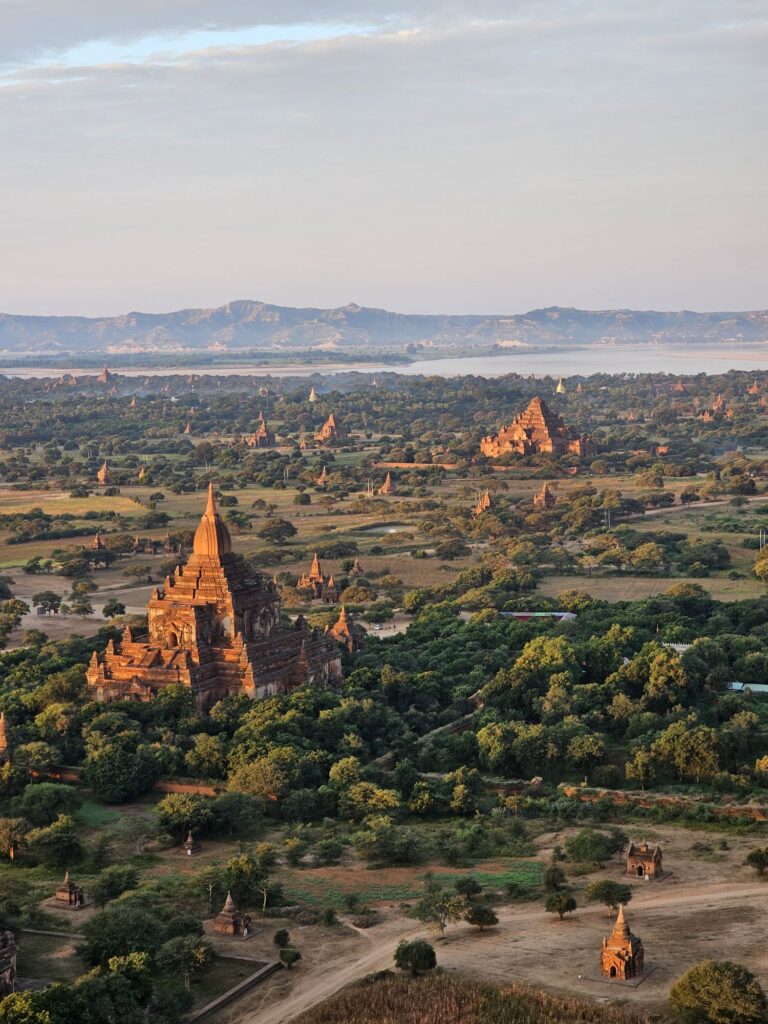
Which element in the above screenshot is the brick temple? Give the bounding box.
[600,905,644,980]
[314,413,346,444]
[87,485,342,709]
[627,841,663,878]
[480,396,591,458]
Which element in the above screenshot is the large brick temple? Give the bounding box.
[480,396,591,458]
[87,485,342,709]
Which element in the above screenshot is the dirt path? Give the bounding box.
[630,495,768,520]
[229,916,427,1024]
[227,878,768,1024]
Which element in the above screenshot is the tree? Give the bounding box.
[31,591,61,615]
[339,781,400,820]
[465,902,498,931]
[0,818,29,861]
[273,929,290,948]
[669,960,767,1024]
[13,742,59,779]
[184,734,228,779]
[545,892,577,920]
[223,851,271,908]
[78,906,164,966]
[279,947,302,969]
[256,518,297,542]
[228,758,289,808]
[83,744,156,803]
[625,748,657,789]
[156,793,213,840]
[69,595,94,618]
[209,792,261,835]
[26,814,82,867]
[91,865,140,907]
[394,939,437,977]
[564,828,614,867]
[328,756,362,788]
[745,848,768,877]
[409,884,469,939]
[586,880,633,916]
[630,542,665,573]
[0,990,53,1023]
[157,936,215,990]
[101,599,126,619]
[454,876,483,898]
[116,815,157,856]
[542,864,568,893]
[17,783,80,826]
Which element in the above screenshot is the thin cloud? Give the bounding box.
[0,2,765,314]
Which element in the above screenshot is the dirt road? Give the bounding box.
[225,876,768,1024]
[228,916,427,1024]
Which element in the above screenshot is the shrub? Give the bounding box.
[280,947,302,969]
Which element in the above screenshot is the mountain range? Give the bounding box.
[0,301,767,356]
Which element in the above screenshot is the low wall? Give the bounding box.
[186,960,281,1022]
[153,780,218,797]
[42,767,218,798]
[560,784,768,822]
[372,461,456,470]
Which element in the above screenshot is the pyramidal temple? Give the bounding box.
[480,396,591,458]
[87,485,342,709]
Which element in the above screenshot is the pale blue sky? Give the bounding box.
[1,2,765,316]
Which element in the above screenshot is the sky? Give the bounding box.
[0,1,766,317]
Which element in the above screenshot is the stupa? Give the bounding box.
[378,471,395,495]
[473,489,492,516]
[533,482,556,509]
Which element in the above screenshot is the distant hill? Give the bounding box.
[0,300,766,356]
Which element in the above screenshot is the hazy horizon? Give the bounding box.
[2,298,768,321]
[2,2,765,317]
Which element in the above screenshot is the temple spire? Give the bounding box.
[192,483,232,558]
[611,904,631,941]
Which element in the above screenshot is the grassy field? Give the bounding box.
[277,860,543,909]
[17,932,81,984]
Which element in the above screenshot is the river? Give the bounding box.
[2,344,768,380]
